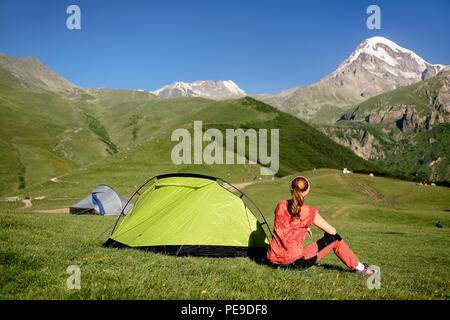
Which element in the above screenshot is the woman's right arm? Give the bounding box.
[312,211,337,235]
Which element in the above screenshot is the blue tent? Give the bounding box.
[70,184,133,216]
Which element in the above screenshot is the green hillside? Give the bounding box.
[0,77,383,197]
[4,92,383,201]
[0,84,110,195]
[342,75,444,119]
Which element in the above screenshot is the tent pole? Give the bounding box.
[110,176,157,235]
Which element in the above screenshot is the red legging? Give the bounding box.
[279,233,359,270]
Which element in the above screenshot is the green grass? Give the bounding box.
[0,85,110,194]
[1,169,449,299]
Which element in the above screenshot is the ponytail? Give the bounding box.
[288,176,310,221]
[288,188,304,221]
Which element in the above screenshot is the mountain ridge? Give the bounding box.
[0,53,82,94]
[151,80,246,100]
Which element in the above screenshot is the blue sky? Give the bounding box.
[0,0,449,94]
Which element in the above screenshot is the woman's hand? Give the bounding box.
[306,227,312,239]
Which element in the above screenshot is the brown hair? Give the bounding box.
[288,177,309,221]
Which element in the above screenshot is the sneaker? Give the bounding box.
[355,263,377,275]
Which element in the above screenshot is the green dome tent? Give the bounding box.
[103,173,271,257]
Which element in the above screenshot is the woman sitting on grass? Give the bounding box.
[267,176,376,275]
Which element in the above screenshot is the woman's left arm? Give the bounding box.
[312,211,337,235]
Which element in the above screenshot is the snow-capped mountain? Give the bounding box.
[152,80,246,100]
[320,36,446,97]
[252,36,447,123]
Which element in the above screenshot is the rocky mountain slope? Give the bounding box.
[321,67,450,181]
[151,80,246,100]
[340,67,450,130]
[252,83,365,125]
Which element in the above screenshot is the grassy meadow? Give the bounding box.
[1,169,449,299]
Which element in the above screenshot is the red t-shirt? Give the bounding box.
[267,200,317,264]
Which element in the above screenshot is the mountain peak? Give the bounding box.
[0,53,81,93]
[152,80,246,100]
[321,36,446,97]
[338,36,430,71]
